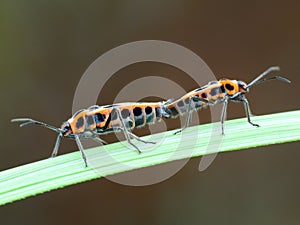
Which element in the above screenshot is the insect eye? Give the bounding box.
[61,122,71,134]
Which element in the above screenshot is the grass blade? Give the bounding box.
[0,110,299,206]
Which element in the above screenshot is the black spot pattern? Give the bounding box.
[225,83,234,91]
[210,88,219,96]
[95,113,106,123]
[169,107,179,116]
[220,85,226,93]
[133,107,142,117]
[86,115,95,126]
[201,93,207,98]
[121,109,130,119]
[145,106,152,115]
[111,109,118,120]
[177,100,184,107]
[127,120,133,128]
[76,117,84,129]
[155,107,161,118]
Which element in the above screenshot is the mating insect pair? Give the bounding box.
[12,66,291,167]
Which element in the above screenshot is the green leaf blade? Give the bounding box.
[0,110,299,206]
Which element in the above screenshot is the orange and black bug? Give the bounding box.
[164,66,291,135]
[12,102,171,167]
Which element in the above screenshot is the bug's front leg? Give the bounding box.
[240,97,260,128]
[51,133,63,157]
[74,135,88,167]
[230,94,260,128]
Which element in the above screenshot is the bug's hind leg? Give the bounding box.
[113,109,142,153]
[90,132,108,145]
[127,131,156,144]
[174,96,207,135]
[91,136,108,145]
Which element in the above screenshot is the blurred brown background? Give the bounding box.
[0,1,299,225]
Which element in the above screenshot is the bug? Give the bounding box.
[164,66,291,135]
[12,102,171,167]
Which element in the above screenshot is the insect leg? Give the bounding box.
[114,109,142,153]
[51,133,63,157]
[74,135,88,167]
[174,96,207,135]
[90,132,108,145]
[91,136,107,145]
[241,98,260,127]
[113,126,155,145]
[127,131,156,144]
[79,132,107,145]
[174,98,193,135]
[221,98,229,135]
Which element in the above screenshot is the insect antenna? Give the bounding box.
[11,118,63,134]
[12,118,67,158]
[248,75,291,87]
[247,66,291,88]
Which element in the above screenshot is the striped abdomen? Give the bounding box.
[165,81,226,118]
[88,102,170,133]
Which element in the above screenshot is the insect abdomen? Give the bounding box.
[92,103,169,133]
[165,82,227,117]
